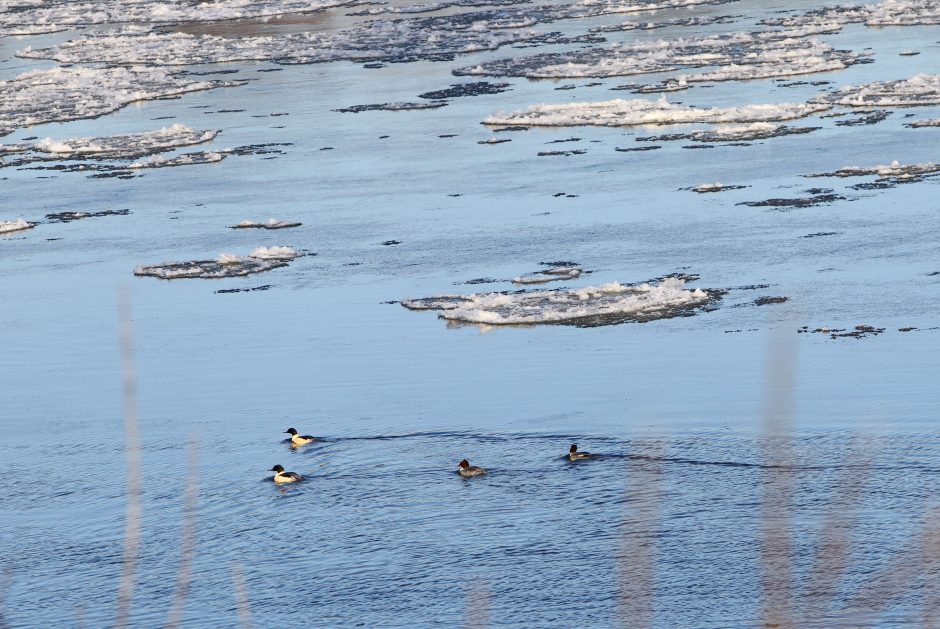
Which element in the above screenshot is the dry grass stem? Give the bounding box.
[618,440,665,629]
[799,438,873,622]
[231,562,253,629]
[760,326,797,629]
[164,437,200,629]
[461,584,491,629]
[116,288,143,629]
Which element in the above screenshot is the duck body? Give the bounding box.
[285,427,316,446]
[567,444,594,461]
[457,459,487,477]
[270,465,302,484]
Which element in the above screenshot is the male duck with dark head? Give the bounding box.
[457,459,487,477]
[270,465,302,484]
[567,444,594,461]
[284,427,316,447]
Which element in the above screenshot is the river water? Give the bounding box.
[1,0,939,626]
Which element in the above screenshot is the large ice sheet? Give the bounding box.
[402,277,716,326]
[484,97,830,127]
[0,67,241,138]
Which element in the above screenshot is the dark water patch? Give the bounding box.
[737,193,846,209]
[615,145,661,152]
[216,284,273,294]
[455,278,501,285]
[537,149,586,156]
[230,143,292,156]
[491,125,529,132]
[851,181,896,190]
[335,102,447,113]
[801,231,839,238]
[186,69,241,76]
[230,220,301,229]
[753,296,788,306]
[438,134,458,138]
[798,324,886,339]
[834,109,891,126]
[638,125,818,144]
[775,79,832,87]
[88,170,135,179]
[418,82,510,99]
[45,209,129,223]
[546,137,581,144]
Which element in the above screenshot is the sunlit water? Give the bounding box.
[1,0,940,626]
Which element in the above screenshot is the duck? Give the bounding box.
[457,459,487,477]
[284,427,316,446]
[567,444,594,461]
[270,464,302,484]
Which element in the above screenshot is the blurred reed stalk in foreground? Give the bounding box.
[231,562,253,629]
[115,290,251,627]
[165,437,199,629]
[116,289,142,629]
[618,441,665,629]
[462,584,491,629]
[760,325,797,629]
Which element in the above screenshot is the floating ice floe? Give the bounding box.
[692,182,748,193]
[128,151,227,169]
[0,219,36,234]
[812,74,940,107]
[484,97,831,128]
[0,0,353,35]
[31,125,219,160]
[134,246,299,279]
[512,266,583,285]
[348,0,530,16]
[0,67,241,138]
[17,18,543,67]
[17,0,744,68]
[907,118,940,127]
[763,0,940,29]
[1,126,221,172]
[455,28,863,81]
[806,160,940,183]
[637,122,819,143]
[231,219,302,229]
[401,276,716,326]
